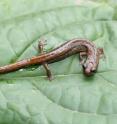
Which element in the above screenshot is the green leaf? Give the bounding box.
[0,0,117,124]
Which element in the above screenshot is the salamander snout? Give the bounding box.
[83,62,97,76]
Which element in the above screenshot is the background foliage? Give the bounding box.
[0,0,117,123]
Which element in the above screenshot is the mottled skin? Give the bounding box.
[0,39,103,78]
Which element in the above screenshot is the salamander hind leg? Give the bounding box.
[42,62,53,81]
[38,39,53,81]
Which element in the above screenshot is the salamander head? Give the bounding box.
[84,47,104,76]
[82,47,103,76]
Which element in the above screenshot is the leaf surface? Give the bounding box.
[0,0,117,124]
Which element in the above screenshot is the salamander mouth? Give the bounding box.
[84,69,96,76]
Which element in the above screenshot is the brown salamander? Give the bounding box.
[0,39,103,79]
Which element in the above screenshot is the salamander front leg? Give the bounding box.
[38,39,53,81]
[79,52,87,65]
